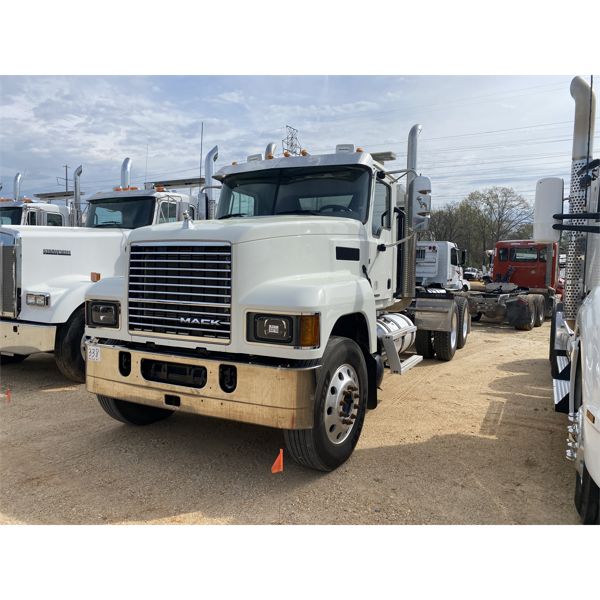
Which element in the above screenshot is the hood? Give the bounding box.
[0,225,129,243]
[127,215,365,245]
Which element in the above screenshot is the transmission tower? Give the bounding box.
[282,125,302,155]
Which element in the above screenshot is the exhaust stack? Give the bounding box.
[121,158,132,189]
[265,142,277,159]
[564,77,596,321]
[13,173,22,201]
[73,165,83,226]
[204,145,219,219]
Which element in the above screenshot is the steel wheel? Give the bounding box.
[323,363,360,445]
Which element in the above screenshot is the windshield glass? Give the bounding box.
[509,247,538,262]
[0,207,23,225]
[85,196,156,229]
[216,166,370,222]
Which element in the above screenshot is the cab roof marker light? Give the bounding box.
[300,149,309,156]
[247,154,262,162]
[335,144,354,154]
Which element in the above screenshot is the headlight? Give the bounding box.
[26,292,50,306]
[86,300,120,328]
[247,312,320,347]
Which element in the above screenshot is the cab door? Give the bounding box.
[368,179,394,306]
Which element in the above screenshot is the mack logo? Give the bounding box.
[180,317,223,326]
[43,249,71,256]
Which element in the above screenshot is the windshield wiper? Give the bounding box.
[275,209,320,216]
[218,213,248,220]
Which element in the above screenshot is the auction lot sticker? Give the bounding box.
[87,346,101,362]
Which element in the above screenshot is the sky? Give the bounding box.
[1,75,598,209]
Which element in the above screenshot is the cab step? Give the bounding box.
[552,377,570,414]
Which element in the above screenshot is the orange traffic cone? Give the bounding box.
[271,449,284,474]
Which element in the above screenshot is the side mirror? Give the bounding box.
[460,249,467,266]
[409,175,431,231]
[533,177,563,243]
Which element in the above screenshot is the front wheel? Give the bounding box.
[97,395,174,425]
[284,336,367,472]
[54,307,86,382]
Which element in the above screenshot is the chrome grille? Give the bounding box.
[0,234,17,317]
[128,243,232,342]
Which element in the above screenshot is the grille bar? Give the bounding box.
[128,243,232,341]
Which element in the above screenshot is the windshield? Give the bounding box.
[0,207,23,225]
[85,196,156,229]
[216,166,370,222]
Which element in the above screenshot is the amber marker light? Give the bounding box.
[90,272,101,282]
[299,314,320,347]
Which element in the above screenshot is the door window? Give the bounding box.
[372,181,391,237]
[46,213,63,226]
[450,247,459,266]
[26,210,37,225]
[158,201,178,224]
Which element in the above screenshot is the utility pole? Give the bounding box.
[56,165,70,192]
[282,125,301,156]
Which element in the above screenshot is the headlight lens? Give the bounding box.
[26,292,50,306]
[247,313,319,347]
[86,301,120,328]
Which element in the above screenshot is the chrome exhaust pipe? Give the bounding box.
[265,142,277,159]
[564,77,596,321]
[120,158,132,189]
[73,165,83,226]
[204,145,219,219]
[13,172,22,201]
[406,124,422,188]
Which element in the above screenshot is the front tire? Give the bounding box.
[54,307,86,382]
[97,395,174,425]
[433,303,459,361]
[284,336,367,472]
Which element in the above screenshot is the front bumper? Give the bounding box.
[0,320,56,355]
[85,342,317,430]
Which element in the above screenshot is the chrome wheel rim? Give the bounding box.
[462,311,468,339]
[80,334,87,361]
[324,363,360,445]
[450,312,458,349]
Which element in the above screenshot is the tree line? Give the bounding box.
[419,186,534,270]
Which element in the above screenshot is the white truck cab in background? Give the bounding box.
[0,150,218,382]
[534,76,600,524]
[0,173,72,227]
[415,240,469,291]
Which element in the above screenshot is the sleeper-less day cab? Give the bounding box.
[84,127,467,471]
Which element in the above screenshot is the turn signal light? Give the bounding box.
[91,272,101,282]
[299,314,320,348]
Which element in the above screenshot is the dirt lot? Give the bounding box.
[0,320,579,524]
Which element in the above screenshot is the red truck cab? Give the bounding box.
[493,240,559,291]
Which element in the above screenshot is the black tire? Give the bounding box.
[433,304,459,361]
[515,297,535,331]
[575,466,599,524]
[97,394,174,426]
[533,295,545,327]
[0,353,28,365]
[54,307,86,382]
[414,329,435,359]
[455,297,469,349]
[284,336,367,472]
[471,312,482,322]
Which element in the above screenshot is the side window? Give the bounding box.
[231,191,255,215]
[46,213,63,227]
[188,206,195,220]
[372,181,391,237]
[26,210,37,225]
[497,248,508,261]
[450,247,458,266]
[158,201,178,224]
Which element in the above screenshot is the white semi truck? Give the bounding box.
[415,240,470,291]
[83,126,468,471]
[0,150,219,381]
[534,76,600,524]
[0,173,72,227]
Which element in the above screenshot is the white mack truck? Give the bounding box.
[84,127,468,471]
[534,75,600,524]
[415,240,470,291]
[0,173,72,227]
[0,150,219,381]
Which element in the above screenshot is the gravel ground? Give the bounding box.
[0,320,579,524]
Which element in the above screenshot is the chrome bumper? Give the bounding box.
[0,320,56,355]
[85,342,316,430]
